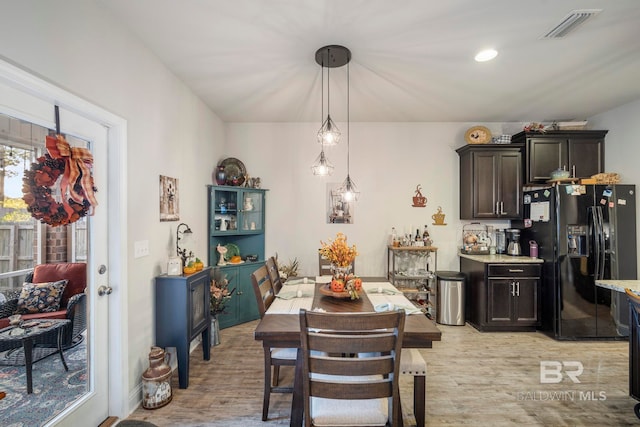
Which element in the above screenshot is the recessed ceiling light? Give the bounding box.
[475,49,498,62]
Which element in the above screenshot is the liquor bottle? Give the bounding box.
[415,229,421,241]
[423,225,432,247]
[390,227,397,246]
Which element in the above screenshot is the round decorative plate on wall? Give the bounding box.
[218,157,246,186]
[464,126,492,144]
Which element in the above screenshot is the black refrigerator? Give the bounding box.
[518,184,637,340]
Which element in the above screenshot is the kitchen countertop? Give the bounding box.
[459,253,544,264]
[595,280,640,296]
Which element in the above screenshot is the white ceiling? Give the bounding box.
[99,0,640,123]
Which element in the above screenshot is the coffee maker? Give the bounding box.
[506,228,522,256]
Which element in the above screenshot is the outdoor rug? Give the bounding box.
[0,339,87,426]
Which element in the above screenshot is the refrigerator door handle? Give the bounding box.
[590,206,600,280]
[596,206,606,280]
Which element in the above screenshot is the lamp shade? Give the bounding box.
[317,114,340,146]
[311,150,334,176]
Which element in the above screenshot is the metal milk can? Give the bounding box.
[141,346,172,409]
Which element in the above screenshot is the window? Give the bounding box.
[0,112,87,293]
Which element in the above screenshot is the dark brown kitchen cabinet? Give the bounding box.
[457,144,523,220]
[487,277,538,324]
[511,130,607,184]
[461,257,541,332]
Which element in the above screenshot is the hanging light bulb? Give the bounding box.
[311,148,334,176]
[317,114,340,146]
[339,174,359,201]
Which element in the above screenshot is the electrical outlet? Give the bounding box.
[134,240,149,258]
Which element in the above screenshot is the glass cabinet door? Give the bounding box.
[212,189,239,232]
[240,190,264,232]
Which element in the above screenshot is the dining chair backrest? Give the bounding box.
[265,257,283,294]
[251,264,275,318]
[299,309,405,427]
[318,254,355,276]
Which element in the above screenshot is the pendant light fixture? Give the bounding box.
[337,58,360,202]
[311,54,334,176]
[315,46,351,146]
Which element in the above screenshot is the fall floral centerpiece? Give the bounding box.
[210,268,235,317]
[319,232,362,299]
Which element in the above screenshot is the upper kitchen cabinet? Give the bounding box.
[457,143,524,220]
[511,130,607,184]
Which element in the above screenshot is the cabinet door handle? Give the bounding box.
[508,269,524,273]
[510,282,515,297]
[572,165,576,178]
[237,291,243,295]
[495,201,499,215]
[500,201,506,215]
[515,281,520,297]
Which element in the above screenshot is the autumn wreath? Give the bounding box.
[22,134,98,227]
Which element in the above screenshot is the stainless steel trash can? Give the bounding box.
[436,271,465,325]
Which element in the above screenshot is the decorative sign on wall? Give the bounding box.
[412,185,427,207]
[159,175,179,221]
[327,183,354,224]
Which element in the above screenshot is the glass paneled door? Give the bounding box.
[0,63,112,426]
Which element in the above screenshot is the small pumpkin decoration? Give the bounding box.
[330,278,345,293]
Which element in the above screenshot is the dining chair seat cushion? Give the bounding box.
[309,373,389,426]
[271,347,298,360]
[399,349,426,375]
[311,396,388,427]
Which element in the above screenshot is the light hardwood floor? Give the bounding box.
[124,320,639,426]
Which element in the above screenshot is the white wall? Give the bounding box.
[226,121,513,276]
[1,0,224,413]
[229,112,640,279]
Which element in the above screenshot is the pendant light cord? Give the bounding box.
[320,55,325,153]
[346,61,350,176]
[327,47,331,121]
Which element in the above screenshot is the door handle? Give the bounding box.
[571,165,576,178]
[515,281,520,297]
[495,201,499,215]
[97,285,113,296]
[500,201,506,215]
[510,281,515,297]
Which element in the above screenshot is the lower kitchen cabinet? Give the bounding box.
[216,263,261,329]
[461,256,542,332]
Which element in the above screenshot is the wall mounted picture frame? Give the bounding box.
[159,175,179,221]
[326,183,354,224]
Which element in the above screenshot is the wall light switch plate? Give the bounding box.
[134,240,149,258]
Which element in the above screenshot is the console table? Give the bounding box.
[155,267,212,388]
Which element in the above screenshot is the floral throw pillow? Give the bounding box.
[16,280,68,314]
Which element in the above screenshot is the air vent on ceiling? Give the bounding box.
[542,9,602,39]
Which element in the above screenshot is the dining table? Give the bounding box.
[253,276,442,427]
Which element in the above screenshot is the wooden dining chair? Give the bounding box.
[299,309,405,427]
[250,264,297,421]
[265,256,284,294]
